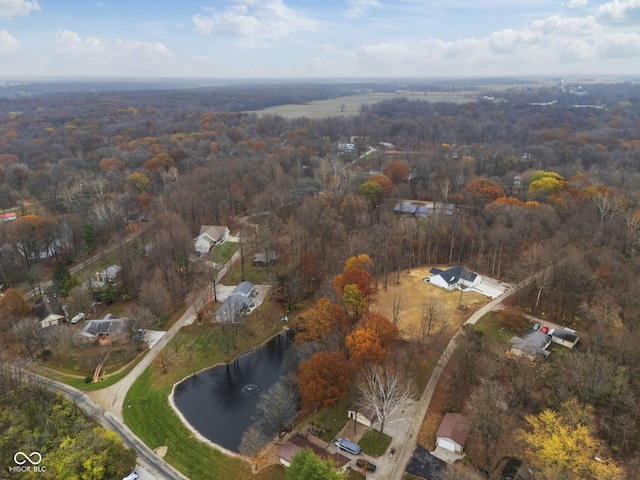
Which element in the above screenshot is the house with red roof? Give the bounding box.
[435,413,470,454]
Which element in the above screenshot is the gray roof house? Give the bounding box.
[428,265,481,291]
[76,314,133,345]
[194,225,230,253]
[233,281,255,297]
[549,328,579,349]
[215,293,251,322]
[510,330,552,361]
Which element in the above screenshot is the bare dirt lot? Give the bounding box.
[371,266,490,341]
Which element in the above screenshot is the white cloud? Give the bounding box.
[345,0,381,19]
[595,0,640,25]
[0,0,40,19]
[568,0,588,7]
[193,13,215,35]
[52,30,105,56]
[0,29,20,53]
[49,30,171,75]
[191,0,320,44]
[595,31,640,57]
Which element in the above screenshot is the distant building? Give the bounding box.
[34,294,67,328]
[394,200,455,218]
[428,265,481,292]
[549,328,579,349]
[76,314,133,346]
[194,225,230,254]
[510,330,552,361]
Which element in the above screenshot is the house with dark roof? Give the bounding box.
[34,294,67,328]
[277,435,350,473]
[428,265,481,291]
[194,225,230,253]
[76,314,133,345]
[510,330,552,361]
[436,413,470,454]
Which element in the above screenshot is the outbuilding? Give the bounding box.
[435,413,470,454]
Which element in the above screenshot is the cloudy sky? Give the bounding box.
[1,0,640,78]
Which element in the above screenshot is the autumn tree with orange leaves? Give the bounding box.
[295,297,348,346]
[346,328,385,366]
[298,351,353,411]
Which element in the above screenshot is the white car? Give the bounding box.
[70,313,86,324]
[122,472,138,480]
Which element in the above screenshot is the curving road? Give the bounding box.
[21,370,186,480]
[389,276,535,480]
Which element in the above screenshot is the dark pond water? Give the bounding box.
[173,331,292,452]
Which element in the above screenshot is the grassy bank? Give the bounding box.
[124,310,286,480]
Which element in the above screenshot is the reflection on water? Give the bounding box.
[173,331,292,452]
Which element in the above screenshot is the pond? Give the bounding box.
[172,331,293,453]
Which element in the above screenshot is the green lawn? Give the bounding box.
[211,242,239,264]
[299,397,351,442]
[224,256,271,285]
[124,308,286,480]
[474,310,530,343]
[358,430,392,457]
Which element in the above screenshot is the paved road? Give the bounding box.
[389,276,535,480]
[20,370,187,480]
[26,231,141,299]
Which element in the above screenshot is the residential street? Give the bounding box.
[387,275,535,480]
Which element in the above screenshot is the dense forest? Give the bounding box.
[0,366,136,479]
[2,80,640,478]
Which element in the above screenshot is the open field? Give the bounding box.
[247,92,478,119]
[371,266,490,341]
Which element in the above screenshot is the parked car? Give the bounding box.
[122,472,138,480]
[356,458,377,473]
[70,313,86,324]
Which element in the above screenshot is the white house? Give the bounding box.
[549,328,579,349]
[428,265,481,291]
[436,413,470,454]
[194,225,230,254]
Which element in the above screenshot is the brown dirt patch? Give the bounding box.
[371,266,489,341]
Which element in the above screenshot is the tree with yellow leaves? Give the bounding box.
[518,399,624,480]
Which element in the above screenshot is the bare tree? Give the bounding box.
[124,304,156,330]
[391,291,403,325]
[255,379,298,436]
[419,294,444,344]
[139,268,171,317]
[357,364,415,438]
[239,425,268,459]
[464,378,509,467]
[13,317,41,357]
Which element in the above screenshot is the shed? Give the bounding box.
[347,406,378,429]
[435,413,470,454]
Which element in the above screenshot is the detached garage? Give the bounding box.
[436,413,470,454]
